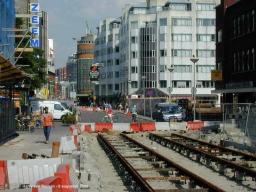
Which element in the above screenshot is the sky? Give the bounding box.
[38,0,140,69]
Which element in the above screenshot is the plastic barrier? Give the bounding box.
[140,122,156,132]
[59,136,77,154]
[94,123,113,132]
[155,122,170,131]
[187,121,204,130]
[0,160,7,190]
[84,124,93,133]
[54,164,75,192]
[32,176,62,192]
[130,123,140,132]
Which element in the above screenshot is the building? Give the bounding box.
[0,0,16,59]
[66,53,77,99]
[214,0,256,103]
[95,0,220,106]
[76,34,96,105]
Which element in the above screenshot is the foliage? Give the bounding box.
[14,18,47,90]
[61,111,76,125]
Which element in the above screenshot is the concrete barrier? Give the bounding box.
[59,136,77,154]
[170,122,187,131]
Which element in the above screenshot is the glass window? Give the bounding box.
[159,34,165,41]
[115,71,119,78]
[160,50,167,57]
[160,18,167,26]
[172,18,192,26]
[160,65,166,72]
[131,36,137,43]
[115,84,119,90]
[131,81,138,88]
[160,81,167,88]
[131,21,138,29]
[54,104,62,111]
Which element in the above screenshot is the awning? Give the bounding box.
[211,88,256,94]
[0,55,31,86]
[76,93,90,97]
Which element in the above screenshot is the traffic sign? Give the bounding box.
[191,87,197,95]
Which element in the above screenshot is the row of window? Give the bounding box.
[233,48,256,72]
[232,9,256,38]
[77,49,94,54]
[131,18,215,29]
[131,50,215,58]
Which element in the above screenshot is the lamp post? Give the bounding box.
[190,57,199,121]
[141,76,146,116]
[167,68,174,104]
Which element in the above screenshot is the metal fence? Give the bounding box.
[0,99,17,143]
[223,103,256,145]
[197,103,224,121]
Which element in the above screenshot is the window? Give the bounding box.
[173,65,191,72]
[172,18,192,26]
[131,51,137,58]
[197,50,215,57]
[196,19,215,26]
[217,29,222,42]
[172,34,192,41]
[160,18,167,26]
[196,3,215,11]
[115,59,119,65]
[115,46,119,52]
[115,71,119,78]
[115,34,119,40]
[131,21,138,29]
[197,34,215,41]
[131,36,137,43]
[172,49,191,57]
[115,84,119,90]
[160,49,167,57]
[108,34,113,42]
[131,66,137,73]
[177,81,186,88]
[159,34,166,41]
[160,65,166,72]
[169,4,188,11]
[54,104,63,111]
[131,81,138,88]
[160,81,167,88]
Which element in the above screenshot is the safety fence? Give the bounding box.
[0,99,17,143]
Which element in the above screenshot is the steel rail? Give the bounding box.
[121,134,225,192]
[150,133,256,180]
[171,133,256,161]
[97,134,155,192]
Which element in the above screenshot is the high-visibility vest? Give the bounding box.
[42,113,53,126]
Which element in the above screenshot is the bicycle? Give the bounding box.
[132,113,138,123]
[102,114,119,123]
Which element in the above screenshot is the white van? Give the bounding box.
[30,100,71,120]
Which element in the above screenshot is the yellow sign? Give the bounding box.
[93,96,96,100]
[211,70,222,81]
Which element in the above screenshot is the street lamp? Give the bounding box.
[141,76,146,116]
[190,57,199,121]
[167,68,174,104]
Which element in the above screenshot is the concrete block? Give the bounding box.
[113,123,130,131]
[155,122,170,131]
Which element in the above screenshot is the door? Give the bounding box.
[53,103,65,119]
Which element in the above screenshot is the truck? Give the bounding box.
[30,100,72,120]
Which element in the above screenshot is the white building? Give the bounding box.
[94,0,220,105]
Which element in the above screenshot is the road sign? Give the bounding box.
[191,87,197,95]
[167,87,173,93]
[147,90,153,97]
[128,95,131,99]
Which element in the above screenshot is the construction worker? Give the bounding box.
[41,107,54,144]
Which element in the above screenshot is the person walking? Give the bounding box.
[41,107,54,144]
[125,103,129,114]
[107,105,113,122]
[75,105,82,122]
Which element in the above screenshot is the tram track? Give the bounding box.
[97,133,225,192]
[149,133,256,182]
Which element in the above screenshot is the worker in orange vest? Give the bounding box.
[41,107,55,144]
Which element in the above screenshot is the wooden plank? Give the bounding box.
[15,48,34,52]
[143,176,190,181]
[136,168,176,172]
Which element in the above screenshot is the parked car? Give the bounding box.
[152,102,183,122]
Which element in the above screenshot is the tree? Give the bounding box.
[15,18,47,90]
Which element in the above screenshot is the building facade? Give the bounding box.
[95,0,220,106]
[0,0,16,59]
[66,53,77,99]
[76,34,96,105]
[214,0,256,103]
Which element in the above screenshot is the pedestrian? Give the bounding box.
[125,103,129,114]
[41,107,54,144]
[108,105,113,122]
[75,105,82,122]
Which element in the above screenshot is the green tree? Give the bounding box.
[15,18,47,90]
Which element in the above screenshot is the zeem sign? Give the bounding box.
[30,3,40,47]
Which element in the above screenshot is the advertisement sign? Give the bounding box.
[30,3,40,47]
[90,66,99,81]
[211,70,222,81]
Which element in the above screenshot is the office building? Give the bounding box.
[95,0,220,106]
[214,0,256,103]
